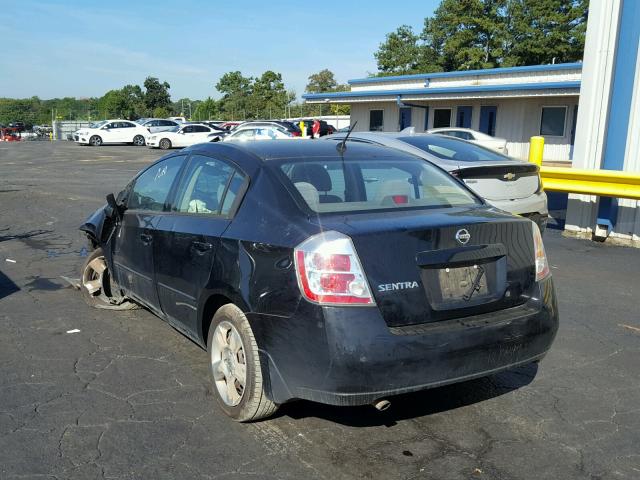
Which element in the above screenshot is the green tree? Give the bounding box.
[503,0,588,66]
[98,85,145,119]
[251,70,288,118]
[306,69,338,93]
[374,25,425,74]
[304,70,351,116]
[143,77,171,113]
[374,0,588,74]
[216,71,253,120]
[192,97,219,121]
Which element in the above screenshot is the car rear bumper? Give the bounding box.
[249,276,558,406]
[486,192,548,230]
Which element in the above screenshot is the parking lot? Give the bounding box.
[1,141,639,479]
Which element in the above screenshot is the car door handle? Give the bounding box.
[192,241,213,253]
[140,233,153,244]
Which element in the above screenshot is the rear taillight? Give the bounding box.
[292,131,301,137]
[294,231,375,306]
[532,222,550,281]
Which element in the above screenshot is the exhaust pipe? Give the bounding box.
[372,399,391,412]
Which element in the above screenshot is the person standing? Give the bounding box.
[312,119,321,139]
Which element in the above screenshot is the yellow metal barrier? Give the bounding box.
[540,167,640,200]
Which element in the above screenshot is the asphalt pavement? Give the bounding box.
[1,141,639,480]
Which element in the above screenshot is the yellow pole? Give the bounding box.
[529,136,545,166]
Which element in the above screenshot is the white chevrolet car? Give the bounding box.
[73,120,150,146]
[325,131,548,231]
[428,128,509,155]
[147,123,222,150]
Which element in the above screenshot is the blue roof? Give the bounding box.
[347,62,583,85]
[302,81,581,101]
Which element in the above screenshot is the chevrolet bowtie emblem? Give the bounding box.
[503,172,516,181]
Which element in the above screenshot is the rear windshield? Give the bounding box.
[277,156,480,214]
[398,135,512,162]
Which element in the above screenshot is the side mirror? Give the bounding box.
[105,193,124,219]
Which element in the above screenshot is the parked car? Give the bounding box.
[324,131,548,231]
[8,121,26,132]
[239,121,302,137]
[79,140,558,421]
[428,128,509,155]
[73,120,151,146]
[224,125,295,141]
[147,123,223,150]
[220,121,243,130]
[136,118,180,134]
[168,116,187,123]
[200,122,231,138]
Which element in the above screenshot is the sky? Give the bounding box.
[0,0,439,101]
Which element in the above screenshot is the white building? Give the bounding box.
[565,0,640,243]
[303,63,581,163]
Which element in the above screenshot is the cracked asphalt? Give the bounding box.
[1,141,639,480]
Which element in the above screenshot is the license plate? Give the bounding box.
[438,265,489,301]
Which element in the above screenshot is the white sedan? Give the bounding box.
[427,128,508,155]
[223,125,295,142]
[73,120,150,146]
[147,124,223,150]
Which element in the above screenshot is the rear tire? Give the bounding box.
[133,135,145,146]
[207,304,278,422]
[89,135,102,147]
[159,138,171,150]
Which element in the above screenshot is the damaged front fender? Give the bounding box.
[79,204,112,248]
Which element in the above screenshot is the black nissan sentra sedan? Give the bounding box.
[79,140,558,421]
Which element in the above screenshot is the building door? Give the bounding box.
[399,107,412,130]
[456,106,472,128]
[479,106,497,136]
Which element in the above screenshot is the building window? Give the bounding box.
[369,110,384,131]
[433,109,451,128]
[540,106,567,137]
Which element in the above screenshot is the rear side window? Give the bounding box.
[398,135,511,162]
[278,156,479,214]
[129,155,186,211]
[173,155,246,216]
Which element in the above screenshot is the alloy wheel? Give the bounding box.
[211,320,247,406]
[82,256,110,303]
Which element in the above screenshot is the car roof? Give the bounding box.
[210,138,417,161]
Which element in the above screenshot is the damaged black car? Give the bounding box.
[79,140,559,421]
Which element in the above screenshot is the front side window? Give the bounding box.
[398,135,511,162]
[278,156,479,214]
[128,155,186,211]
[232,129,255,140]
[433,109,452,128]
[540,106,567,136]
[174,155,245,215]
[369,110,384,131]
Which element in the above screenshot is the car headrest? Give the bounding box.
[294,182,319,210]
[290,163,332,192]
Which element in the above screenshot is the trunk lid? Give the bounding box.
[317,207,536,327]
[455,163,540,201]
